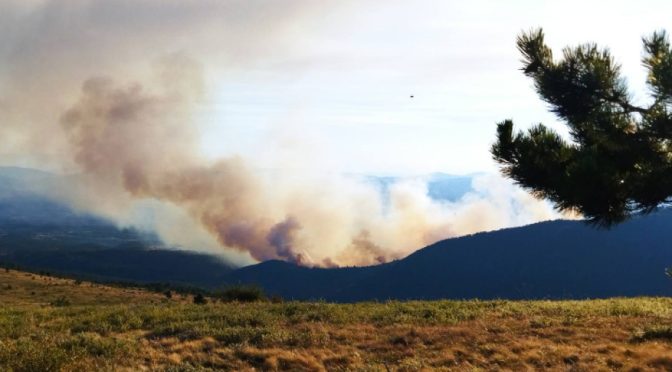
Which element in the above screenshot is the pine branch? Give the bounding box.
[603,96,648,114]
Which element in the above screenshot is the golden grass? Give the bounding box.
[0,268,180,306]
[1,268,671,371]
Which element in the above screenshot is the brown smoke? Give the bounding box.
[53,63,564,266]
[1,1,572,267]
[58,65,294,263]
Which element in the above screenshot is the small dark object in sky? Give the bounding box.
[410,95,414,98]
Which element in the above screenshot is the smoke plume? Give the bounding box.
[59,69,560,266]
[1,1,571,267]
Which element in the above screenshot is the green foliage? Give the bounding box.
[493,28,672,225]
[216,285,266,303]
[0,335,71,372]
[0,331,133,371]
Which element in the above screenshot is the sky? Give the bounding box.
[192,0,672,175]
[1,0,671,176]
[0,1,671,266]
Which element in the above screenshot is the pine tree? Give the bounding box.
[492,29,672,226]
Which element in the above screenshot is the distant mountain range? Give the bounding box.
[1,166,671,300]
[0,167,474,288]
[224,212,672,301]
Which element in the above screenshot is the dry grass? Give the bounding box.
[1,268,671,371]
[0,268,180,306]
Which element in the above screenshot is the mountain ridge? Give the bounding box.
[221,212,672,301]
[2,166,671,300]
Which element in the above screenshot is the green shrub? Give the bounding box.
[51,296,71,307]
[0,337,70,372]
[216,285,265,303]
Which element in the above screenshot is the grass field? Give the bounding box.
[1,269,672,371]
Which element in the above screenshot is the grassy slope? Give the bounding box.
[1,269,672,371]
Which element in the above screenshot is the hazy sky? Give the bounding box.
[200,0,672,175]
[2,0,672,175]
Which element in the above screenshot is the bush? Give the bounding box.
[216,285,266,303]
[50,296,71,307]
[0,337,70,372]
[193,293,207,305]
[632,326,672,343]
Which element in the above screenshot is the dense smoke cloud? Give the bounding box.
[57,68,560,266]
[1,1,571,267]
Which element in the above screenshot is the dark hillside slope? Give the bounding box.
[225,211,672,301]
[224,260,381,299]
[0,167,234,288]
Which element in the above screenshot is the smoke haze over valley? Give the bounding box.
[5,1,644,267]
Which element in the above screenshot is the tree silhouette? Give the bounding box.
[492,28,672,226]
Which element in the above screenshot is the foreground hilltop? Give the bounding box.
[1,268,671,371]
